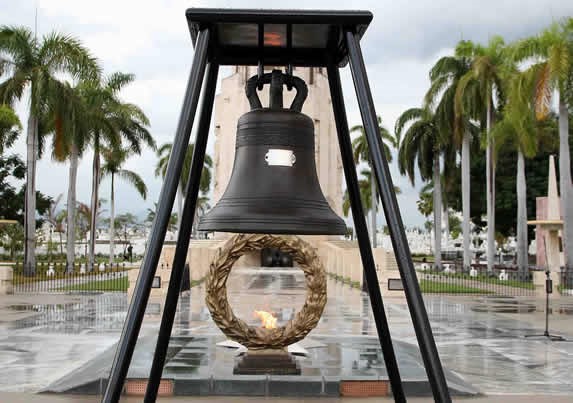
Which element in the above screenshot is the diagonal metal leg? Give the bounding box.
[102,28,212,403]
[144,62,219,402]
[327,62,405,403]
[344,30,452,402]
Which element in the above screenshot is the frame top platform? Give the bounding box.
[186,8,373,67]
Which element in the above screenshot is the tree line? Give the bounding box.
[395,18,573,277]
[343,19,572,280]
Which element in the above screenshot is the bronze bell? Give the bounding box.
[197,70,346,235]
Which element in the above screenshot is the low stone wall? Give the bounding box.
[314,239,403,296]
[128,237,404,299]
[128,240,224,298]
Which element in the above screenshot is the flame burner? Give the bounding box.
[254,310,278,329]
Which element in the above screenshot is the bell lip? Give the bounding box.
[197,216,347,235]
[196,225,347,236]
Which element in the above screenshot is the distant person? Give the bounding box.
[127,243,133,263]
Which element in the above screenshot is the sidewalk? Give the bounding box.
[1,393,572,402]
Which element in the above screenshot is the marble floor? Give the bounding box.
[1,267,572,396]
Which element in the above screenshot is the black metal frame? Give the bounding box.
[102,10,451,403]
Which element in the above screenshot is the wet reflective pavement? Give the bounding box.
[1,267,573,396]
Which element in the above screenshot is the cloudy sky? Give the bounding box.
[3,0,573,228]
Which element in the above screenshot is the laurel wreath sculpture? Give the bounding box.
[205,233,327,349]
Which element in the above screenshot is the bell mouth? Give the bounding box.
[197,209,347,235]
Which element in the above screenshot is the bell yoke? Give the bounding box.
[198,69,346,235]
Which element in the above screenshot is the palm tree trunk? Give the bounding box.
[66,145,79,273]
[486,100,495,273]
[370,167,377,248]
[559,92,573,272]
[462,131,471,271]
[443,202,449,244]
[177,185,183,236]
[88,148,100,272]
[433,156,442,270]
[516,150,528,280]
[24,113,38,276]
[109,172,115,266]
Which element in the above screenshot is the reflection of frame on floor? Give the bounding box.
[102,9,452,403]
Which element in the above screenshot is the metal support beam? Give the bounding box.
[327,62,405,402]
[344,29,452,403]
[102,28,212,403]
[144,62,219,402]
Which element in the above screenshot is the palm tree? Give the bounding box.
[0,104,21,154]
[79,73,154,271]
[47,81,92,272]
[425,51,481,270]
[0,26,98,275]
[350,116,397,247]
[492,67,539,279]
[455,36,508,273]
[101,147,147,265]
[512,18,573,271]
[155,142,212,234]
[342,169,401,218]
[396,107,444,269]
[145,203,178,232]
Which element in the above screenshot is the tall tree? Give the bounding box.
[455,36,507,273]
[101,147,147,265]
[492,67,539,279]
[512,18,573,271]
[350,116,397,248]
[155,142,212,235]
[425,51,481,270]
[78,72,154,271]
[48,81,91,272]
[396,108,445,269]
[0,26,98,275]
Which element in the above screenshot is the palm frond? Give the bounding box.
[38,31,100,80]
[117,169,147,200]
[106,72,135,93]
[394,107,423,141]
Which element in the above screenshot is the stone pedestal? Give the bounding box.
[0,264,14,295]
[234,350,300,375]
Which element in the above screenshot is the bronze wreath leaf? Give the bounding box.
[205,234,327,349]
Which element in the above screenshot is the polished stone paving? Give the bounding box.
[1,267,573,396]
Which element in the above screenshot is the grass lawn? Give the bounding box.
[475,277,535,290]
[419,279,491,294]
[60,276,128,292]
[439,273,535,290]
